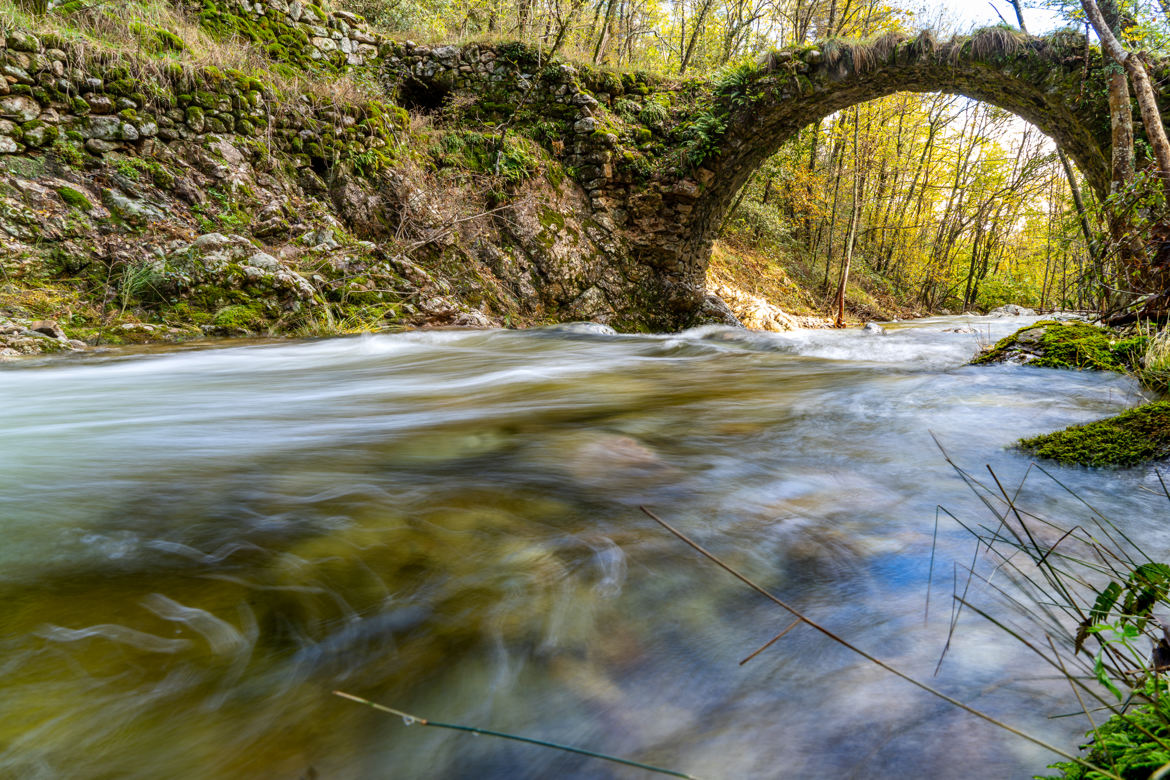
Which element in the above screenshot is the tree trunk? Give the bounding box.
[834,114,861,328]
[1082,0,1170,199]
[1008,0,1027,32]
[1107,68,1135,192]
[549,0,588,56]
[592,0,619,65]
[678,0,716,75]
[822,121,846,290]
[1057,148,1102,270]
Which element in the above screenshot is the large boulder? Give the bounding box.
[158,233,317,302]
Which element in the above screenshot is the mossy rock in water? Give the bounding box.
[1019,401,1170,467]
[972,320,1145,373]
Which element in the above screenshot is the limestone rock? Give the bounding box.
[84,138,120,154]
[708,281,797,332]
[7,31,39,53]
[102,189,165,226]
[164,233,317,301]
[988,303,1037,317]
[28,320,65,339]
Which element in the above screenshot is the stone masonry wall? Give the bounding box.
[383,34,1129,327]
[0,17,401,165]
[381,40,740,323]
[384,41,621,216]
[196,0,382,70]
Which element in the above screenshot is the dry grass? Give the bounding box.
[765,25,1036,81]
[905,29,939,60]
[867,31,907,66]
[0,0,243,67]
[708,239,821,317]
[812,25,1031,73]
[966,25,1028,60]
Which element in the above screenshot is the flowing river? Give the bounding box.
[1,315,1167,779]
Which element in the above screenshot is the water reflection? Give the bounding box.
[0,316,1163,778]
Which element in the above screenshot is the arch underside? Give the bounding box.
[683,64,1112,273]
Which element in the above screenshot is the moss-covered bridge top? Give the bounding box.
[389,28,1122,198]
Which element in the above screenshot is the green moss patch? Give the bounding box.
[972,321,1145,372]
[1019,401,1170,467]
[56,186,92,211]
[213,302,267,332]
[430,131,541,183]
[197,1,352,74]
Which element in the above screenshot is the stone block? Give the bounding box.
[84,138,120,154]
[0,95,39,123]
[85,94,115,115]
[7,32,39,53]
[2,64,32,85]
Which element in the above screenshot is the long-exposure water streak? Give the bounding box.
[1,315,1165,779]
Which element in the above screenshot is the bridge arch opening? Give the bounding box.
[708,89,1097,319]
[644,32,1116,325]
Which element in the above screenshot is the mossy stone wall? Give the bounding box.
[0,28,404,175]
[196,0,383,71]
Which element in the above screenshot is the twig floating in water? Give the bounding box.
[739,619,802,666]
[332,691,700,779]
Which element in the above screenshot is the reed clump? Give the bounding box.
[935,457,1170,779]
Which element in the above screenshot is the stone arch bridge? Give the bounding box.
[383,29,1142,328]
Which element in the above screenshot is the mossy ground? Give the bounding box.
[1019,402,1170,467]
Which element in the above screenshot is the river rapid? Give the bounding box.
[1,315,1167,779]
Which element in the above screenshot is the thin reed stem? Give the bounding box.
[333,691,700,779]
[639,506,1121,778]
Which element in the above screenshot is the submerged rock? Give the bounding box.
[529,431,676,492]
[543,321,619,336]
[988,303,1036,317]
